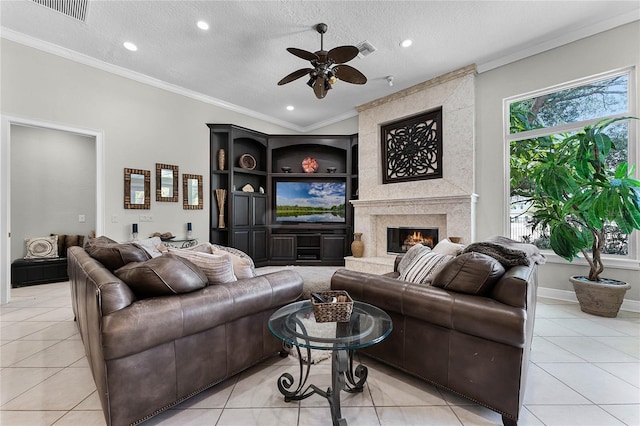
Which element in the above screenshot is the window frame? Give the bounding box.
[503,66,639,268]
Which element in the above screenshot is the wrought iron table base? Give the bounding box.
[277,344,368,426]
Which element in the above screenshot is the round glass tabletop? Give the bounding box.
[268,300,393,351]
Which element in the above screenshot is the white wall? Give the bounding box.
[475,21,640,301]
[10,125,95,259]
[0,38,357,245]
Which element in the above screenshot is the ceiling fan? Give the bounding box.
[277,23,367,99]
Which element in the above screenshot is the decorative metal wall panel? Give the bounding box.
[381,108,443,184]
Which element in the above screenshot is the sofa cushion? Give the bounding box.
[85,235,117,249]
[136,236,164,258]
[167,248,237,284]
[25,235,59,259]
[399,251,453,285]
[114,254,207,298]
[86,242,151,271]
[432,238,465,256]
[432,252,505,295]
[51,233,67,257]
[397,243,431,276]
[210,246,256,279]
[64,235,85,253]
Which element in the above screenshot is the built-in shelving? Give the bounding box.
[208,125,358,266]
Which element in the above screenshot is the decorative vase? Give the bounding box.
[351,233,364,258]
[217,149,225,170]
[570,276,630,318]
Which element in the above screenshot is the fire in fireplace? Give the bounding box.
[387,227,439,254]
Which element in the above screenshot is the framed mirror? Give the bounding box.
[183,173,203,210]
[124,168,150,209]
[156,163,179,202]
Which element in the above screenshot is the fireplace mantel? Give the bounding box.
[348,65,476,274]
[351,194,478,209]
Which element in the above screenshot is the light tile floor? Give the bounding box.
[1,281,639,425]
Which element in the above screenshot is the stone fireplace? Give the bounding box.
[346,65,477,274]
[387,227,439,253]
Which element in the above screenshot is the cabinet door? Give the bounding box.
[233,193,250,227]
[252,228,268,262]
[321,235,346,261]
[253,196,267,226]
[231,230,250,255]
[270,235,296,260]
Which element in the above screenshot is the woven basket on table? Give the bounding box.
[311,290,353,323]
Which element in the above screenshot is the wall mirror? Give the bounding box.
[183,173,203,210]
[156,163,179,202]
[124,168,150,209]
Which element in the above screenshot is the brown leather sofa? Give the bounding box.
[68,244,303,426]
[331,243,540,426]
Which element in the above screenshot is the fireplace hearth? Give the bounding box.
[387,227,438,254]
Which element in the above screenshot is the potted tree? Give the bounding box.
[524,117,639,317]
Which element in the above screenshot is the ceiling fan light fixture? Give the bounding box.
[278,22,367,99]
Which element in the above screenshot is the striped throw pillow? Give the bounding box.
[399,251,454,285]
[167,248,237,285]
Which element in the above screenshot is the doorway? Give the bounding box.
[1,115,104,304]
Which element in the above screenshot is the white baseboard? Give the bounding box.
[538,287,640,313]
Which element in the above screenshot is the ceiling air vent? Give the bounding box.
[356,40,377,58]
[31,0,89,22]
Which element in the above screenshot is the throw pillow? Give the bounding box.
[210,246,256,279]
[84,235,117,249]
[397,243,431,275]
[24,235,59,259]
[432,252,505,295]
[399,251,454,285]
[432,238,465,256]
[167,248,237,284]
[186,242,215,253]
[85,242,151,271]
[51,233,67,257]
[64,235,85,252]
[136,236,164,258]
[115,254,207,299]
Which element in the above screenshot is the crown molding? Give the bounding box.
[477,11,639,73]
[0,28,318,132]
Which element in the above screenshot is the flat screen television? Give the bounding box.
[275,181,346,223]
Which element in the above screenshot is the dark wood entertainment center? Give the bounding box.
[208,124,358,266]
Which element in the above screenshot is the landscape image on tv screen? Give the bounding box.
[275,181,346,223]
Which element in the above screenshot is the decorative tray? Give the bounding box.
[239,153,256,170]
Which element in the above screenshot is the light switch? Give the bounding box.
[79,214,86,223]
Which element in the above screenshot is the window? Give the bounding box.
[506,69,635,257]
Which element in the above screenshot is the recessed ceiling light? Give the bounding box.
[123,41,137,51]
[197,21,209,30]
[286,105,295,111]
[400,39,412,48]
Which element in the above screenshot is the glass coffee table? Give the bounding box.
[268,300,392,426]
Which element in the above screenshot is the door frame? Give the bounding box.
[1,115,104,304]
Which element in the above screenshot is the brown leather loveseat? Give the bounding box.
[68,241,303,426]
[330,238,542,426]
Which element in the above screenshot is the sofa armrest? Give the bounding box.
[102,270,303,360]
[331,268,527,348]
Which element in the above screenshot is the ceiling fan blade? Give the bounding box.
[277,68,313,85]
[287,47,319,62]
[335,65,367,85]
[328,46,359,64]
[313,77,328,99]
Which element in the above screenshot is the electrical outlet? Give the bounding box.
[111,215,119,223]
[78,214,86,223]
[139,214,153,222]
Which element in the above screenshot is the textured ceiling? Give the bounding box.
[2,1,639,131]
